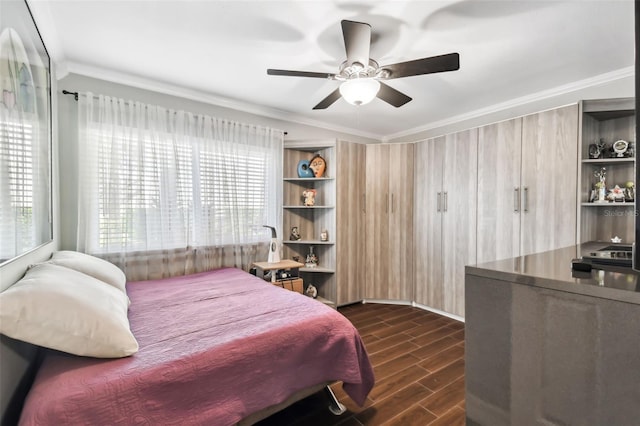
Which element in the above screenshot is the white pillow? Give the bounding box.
[48,251,127,294]
[0,263,138,358]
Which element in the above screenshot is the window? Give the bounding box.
[78,96,282,255]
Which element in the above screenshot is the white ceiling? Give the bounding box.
[29,0,635,140]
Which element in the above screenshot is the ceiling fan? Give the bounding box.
[267,20,460,110]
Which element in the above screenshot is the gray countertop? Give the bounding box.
[466,242,640,305]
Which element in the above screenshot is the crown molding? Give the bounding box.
[60,61,633,144]
[63,62,383,142]
[383,66,635,142]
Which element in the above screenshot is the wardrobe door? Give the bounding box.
[477,118,523,263]
[388,143,414,301]
[414,137,445,309]
[442,129,478,317]
[365,144,390,299]
[520,105,579,256]
[336,141,366,305]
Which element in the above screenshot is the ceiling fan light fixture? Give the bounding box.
[267,20,459,110]
[339,78,380,106]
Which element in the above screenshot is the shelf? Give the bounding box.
[251,259,304,271]
[300,267,335,273]
[284,140,336,150]
[315,296,336,309]
[582,99,635,119]
[582,158,634,164]
[283,177,335,182]
[283,205,335,209]
[283,240,334,245]
[581,202,635,206]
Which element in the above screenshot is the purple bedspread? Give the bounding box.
[19,268,374,425]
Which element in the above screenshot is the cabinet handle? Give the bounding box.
[514,188,520,212]
[444,191,448,212]
[391,193,395,213]
[362,193,366,213]
[437,192,442,212]
[523,187,529,212]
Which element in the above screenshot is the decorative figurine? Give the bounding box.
[302,189,316,206]
[290,226,301,241]
[297,159,314,178]
[320,229,328,242]
[305,245,318,268]
[624,181,635,202]
[309,154,326,178]
[305,284,318,298]
[594,167,607,203]
[607,185,625,202]
[589,138,606,159]
[588,144,600,159]
[613,140,629,158]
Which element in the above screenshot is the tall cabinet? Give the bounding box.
[414,129,478,317]
[365,143,414,301]
[520,105,579,256]
[476,118,522,262]
[336,141,366,305]
[477,104,579,264]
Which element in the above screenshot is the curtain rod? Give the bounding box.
[62,89,78,100]
[61,90,288,135]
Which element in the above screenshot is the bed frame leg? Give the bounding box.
[324,386,347,415]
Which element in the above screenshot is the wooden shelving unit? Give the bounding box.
[578,98,636,244]
[282,140,337,307]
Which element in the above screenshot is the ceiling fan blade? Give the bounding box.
[267,69,336,79]
[380,53,460,80]
[377,82,412,107]
[341,20,371,67]
[313,88,342,110]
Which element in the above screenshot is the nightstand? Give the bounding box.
[251,260,304,293]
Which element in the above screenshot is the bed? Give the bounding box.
[16,267,375,425]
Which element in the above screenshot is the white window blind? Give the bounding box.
[94,129,191,251]
[197,147,272,245]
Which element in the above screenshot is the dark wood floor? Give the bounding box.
[256,302,465,426]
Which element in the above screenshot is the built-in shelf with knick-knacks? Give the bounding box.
[578,98,636,244]
[283,140,337,307]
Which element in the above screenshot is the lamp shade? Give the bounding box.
[339,78,380,106]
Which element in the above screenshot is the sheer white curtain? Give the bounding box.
[77,93,283,280]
